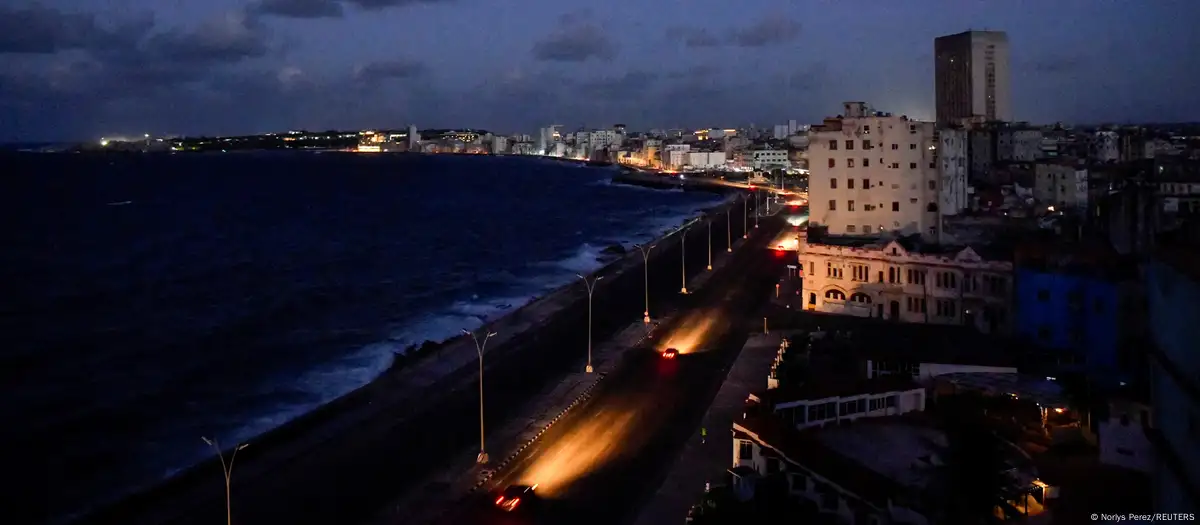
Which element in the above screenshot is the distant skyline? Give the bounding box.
[2,0,1199,141]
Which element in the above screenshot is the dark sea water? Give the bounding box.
[0,152,724,523]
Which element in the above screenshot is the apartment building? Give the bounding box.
[1034,160,1089,210]
[934,30,1012,125]
[807,102,941,240]
[799,236,1013,334]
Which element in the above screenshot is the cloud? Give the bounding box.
[353,58,428,83]
[251,0,345,19]
[531,11,617,63]
[1027,56,1084,74]
[729,16,801,47]
[0,4,152,54]
[665,27,722,48]
[577,70,659,100]
[144,11,271,63]
[344,0,457,11]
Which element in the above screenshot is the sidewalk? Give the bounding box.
[631,331,791,525]
[369,320,655,525]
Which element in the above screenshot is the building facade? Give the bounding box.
[807,102,941,240]
[937,128,970,216]
[1013,269,1120,368]
[1034,161,1089,209]
[800,238,1013,333]
[934,30,1012,125]
[752,149,790,170]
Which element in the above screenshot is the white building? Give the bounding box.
[663,144,690,168]
[808,102,940,240]
[773,125,789,140]
[1034,161,1089,209]
[788,119,799,136]
[997,128,1043,162]
[751,149,789,170]
[687,151,727,169]
[590,129,622,150]
[490,135,508,154]
[1098,399,1154,473]
[1090,131,1120,163]
[938,128,970,216]
[407,124,419,151]
[753,376,926,430]
[799,237,1013,333]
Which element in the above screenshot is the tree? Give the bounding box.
[939,394,1010,524]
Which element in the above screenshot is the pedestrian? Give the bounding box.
[700,426,707,444]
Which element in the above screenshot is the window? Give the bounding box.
[985,275,1008,296]
[1037,326,1051,340]
[862,225,872,233]
[765,457,781,473]
[928,180,936,190]
[890,162,900,169]
[888,267,898,283]
[828,140,837,150]
[877,271,884,283]
[935,272,957,289]
[906,296,926,313]
[851,264,869,282]
[892,201,900,211]
[847,159,855,168]
[825,289,846,300]
[936,299,957,317]
[906,269,926,285]
[830,178,838,189]
[808,292,816,305]
[828,158,835,168]
[910,162,917,169]
[845,140,854,150]
[850,292,872,303]
[840,398,865,416]
[738,440,754,460]
[886,395,897,408]
[847,225,856,232]
[891,143,899,150]
[863,126,870,134]
[927,203,939,213]
[868,397,884,411]
[909,124,916,133]
[810,262,814,276]
[848,200,856,211]
[848,178,855,189]
[863,178,870,188]
[863,158,870,167]
[828,199,836,211]
[826,262,843,279]
[910,143,917,150]
[1037,289,1050,301]
[863,139,872,150]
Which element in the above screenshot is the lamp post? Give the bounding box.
[576,274,603,373]
[680,225,692,294]
[634,243,654,323]
[726,207,732,253]
[742,194,748,239]
[754,191,761,229]
[461,328,498,464]
[706,216,713,271]
[200,437,248,525]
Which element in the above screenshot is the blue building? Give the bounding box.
[1015,269,1121,368]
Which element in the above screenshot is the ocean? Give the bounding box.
[0,151,725,523]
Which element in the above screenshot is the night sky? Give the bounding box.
[2,0,1198,141]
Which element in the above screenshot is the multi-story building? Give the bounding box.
[937,128,970,215]
[663,144,690,169]
[1090,131,1120,163]
[799,236,1013,333]
[490,135,508,154]
[1034,160,1089,210]
[934,30,1012,125]
[996,128,1043,162]
[807,101,940,239]
[687,151,727,169]
[751,149,789,170]
[773,124,789,140]
[1142,225,1200,514]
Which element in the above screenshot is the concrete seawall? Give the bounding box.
[74,190,764,525]
[610,170,733,194]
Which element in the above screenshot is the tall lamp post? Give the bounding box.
[200,437,248,525]
[462,328,498,464]
[754,191,761,229]
[706,216,713,271]
[634,243,654,323]
[576,274,603,373]
[680,225,692,294]
[742,194,749,239]
[726,207,733,253]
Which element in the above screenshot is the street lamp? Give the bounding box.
[576,274,603,373]
[742,194,748,239]
[706,216,713,271]
[726,207,733,253]
[200,437,248,525]
[462,328,498,464]
[634,243,655,323]
[680,224,692,294]
[754,191,761,229]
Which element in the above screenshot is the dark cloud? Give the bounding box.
[531,11,617,62]
[729,16,801,47]
[251,0,345,19]
[666,64,721,81]
[344,0,457,11]
[0,4,151,54]
[1027,56,1084,74]
[577,70,659,100]
[353,59,428,83]
[144,12,271,63]
[665,27,722,48]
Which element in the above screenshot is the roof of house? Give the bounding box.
[734,413,941,508]
[759,375,921,406]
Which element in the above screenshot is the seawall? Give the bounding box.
[72,191,763,525]
[610,170,733,194]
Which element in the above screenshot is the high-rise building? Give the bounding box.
[407,124,419,151]
[807,102,941,241]
[934,30,1011,125]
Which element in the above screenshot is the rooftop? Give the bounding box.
[801,315,1020,369]
[734,413,944,507]
[933,372,1068,408]
[756,375,921,406]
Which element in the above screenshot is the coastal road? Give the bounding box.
[429,217,788,525]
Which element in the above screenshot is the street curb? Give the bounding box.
[465,325,656,495]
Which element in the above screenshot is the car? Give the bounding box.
[494,484,538,512]
[661,348,679,359]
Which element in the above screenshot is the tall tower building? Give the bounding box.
[934,30,1011,125]
[407,124,419,151]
